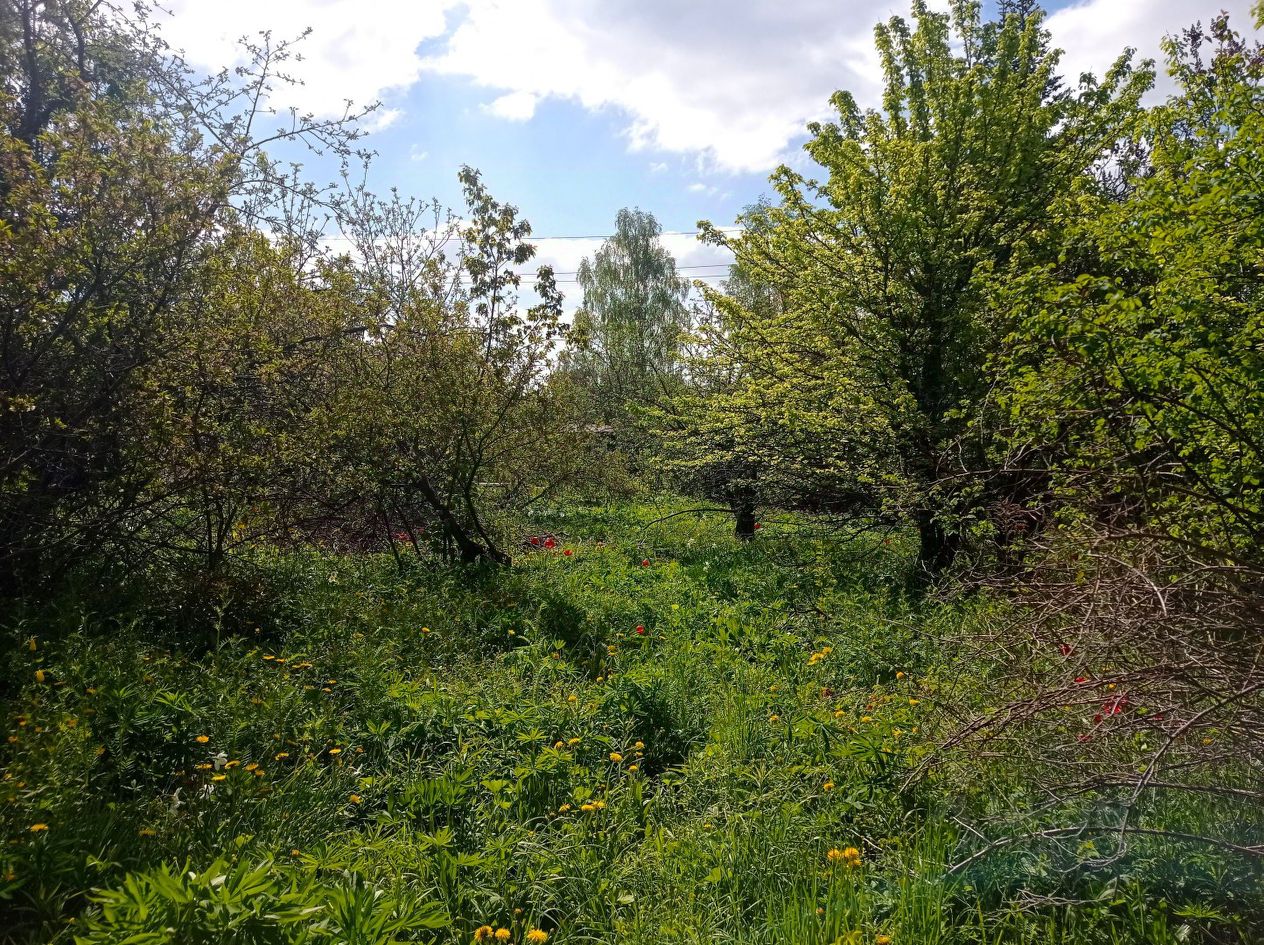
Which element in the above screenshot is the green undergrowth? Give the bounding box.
[1,502,1258,944]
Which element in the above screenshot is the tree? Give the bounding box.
[566,208,690,443]
[698,0,1150,580]
[947,6,1264,856]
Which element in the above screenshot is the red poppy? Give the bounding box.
[563,549,573,557]
[544,537,556,549]
[530,536,541,546]
[1075,676,1088,684]
[641,559,650,567]
[635,625,646,635]
[1058,643,1073,657]
[754,523,762,530]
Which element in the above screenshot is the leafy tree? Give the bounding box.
[566,209,690,442]
[698,0,1150,580]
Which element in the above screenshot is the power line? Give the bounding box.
[321,226,743,245]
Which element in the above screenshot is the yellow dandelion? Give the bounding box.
[29,823,48,833]
[328,747,342,755]
[823,781,835,791]
[195,763,213,771]
[34,669,45,684]
[843,846,861,864]
[633,740,644,750]
[349,794,362,804]
[527,931,549,944]
[609,752,623,763]
[253,768,266,777]
[558,804,572,813]
[274,752,289,760]
[474,925,494,941]
[769,714,780,723]
[245,762,259,772]
[224,760,240,769]
[554,740,564,749]
[627,764,638,773]
[876,936,892,945]
[827,848,845,863]
[860,715,873,723]
[895,671,905,680]
[138,827,157,836]
[211,774,226,782]
[567,737,581,746]
[908,698,919,706]
[567,694,578,703]
[593,800,606,809]
[833,710,845,719]
[195,735,209,744]
[580,803,595,813]
[495,929,511,941]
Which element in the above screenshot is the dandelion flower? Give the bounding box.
[769,714,780,723]
[823,781,834,791]
[627,764,638,772]
[567,737,581,746]
[138,827,157,837]
[580,803,595,813]
[474,926,494,941]
[609,752,623,763]
[274,752,289,760]
[349,794,362,804]
[495,929,511,941]
[34,670,45,684]
[877,936,892,944]
[827,848,845,863]
[211,774,226,782]
[895,671,905,680]
[634,740,644,750]
[195,735,209,744]
[329,747,342,755]
[527,930,549,944]
[860,715,873,723]
[908,698,919,706]
[29,823,48,833]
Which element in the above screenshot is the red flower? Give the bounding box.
[1093,713,1103,723]
[635,625,646,635]
[563,549,573,557]
[753,523,762,530]
[640,559,650,567]
[1058,643,1074,657]
[1075,676,1088,684]
[530,536,541,546]
[544,537,556,549]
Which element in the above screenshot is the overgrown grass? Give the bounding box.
[1,501,1259,943]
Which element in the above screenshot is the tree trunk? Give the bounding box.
[412,475,511,566]
[914,509,958,586]
[734,500,756,542]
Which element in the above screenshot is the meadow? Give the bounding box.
[3,501,1259,944]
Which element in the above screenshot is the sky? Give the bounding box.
[154,0,1259,306]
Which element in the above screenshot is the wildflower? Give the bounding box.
[567,694,578,703]
[627,764,638,772]
[29,823,48,833]
[827,848,845,863]
[28,637,36,652]
[224,760,240,769]
[211,774,226,782]
[823,781,834,791]
[635,625,646,635]
[544,537,556,549]
[860,715,873,723]
[527,930,549,944]
[530,536,541,546]
[1075,676,1089,684]
[34,669,45,684]
[640,559,650,567]
[753,523,762,530]
[138,827,157,837]
[567,737,581,746]
[474,926,495,941]
[769,714,780,723]
[580,803,596,813]
[195,735,209,744]
[349,794,362,804]
[877,936,892,944]
[633,740,644,750]
[195,763,213,771]
[1059,643,1073,657]
[908,698,919,706]
[422,627,431,634]
[558,804,572,813]
[843,846,861,864]
[496,930,511,941]
[274,752,289,760]
[245,763,259,772]
[563,549,573,557]
[609,752,623,763]
[593,800,605,810]
[253,768,266,777]
[554,740,564,749]
[895,671,905,680]
[329,747,343,755]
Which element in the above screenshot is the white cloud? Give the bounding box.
[1046,0,1259,98]
[152,0,1261,178]
[156,0,458,120]
[483,90,540,121]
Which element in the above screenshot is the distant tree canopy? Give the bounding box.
[565,209,690,440]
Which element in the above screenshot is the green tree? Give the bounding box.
[699,0,1149,580]
[567,209,690,442]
